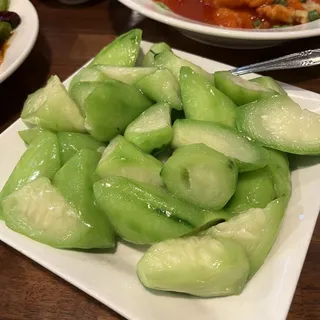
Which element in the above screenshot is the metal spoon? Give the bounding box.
[230,49,320,76]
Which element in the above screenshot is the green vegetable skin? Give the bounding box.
[94,66,157,85]
[172,119,268,172]
[205,197,288,278]
[95,135,164,187]
[154,50,213,82]
[124,103,173,154]
[161,144,238,210]
[137,236,249,297]
[0,22,11,42]
[0,132,61,219]
[68,67,108,91]
[250,76,287,95]
[142,42,172,67]
[18,127,49,144]
[84,80,152,141]
[89,29,142,67]
[237,95,320,154]
[21,76,85,133]
[180,67,237,127]
[57,132,105,165]
[53,149,115,248]
[226,168,276,216]
[69,81,98,115]
[214,71,276,105]
[94,176,229,244]
[135,69,182,110]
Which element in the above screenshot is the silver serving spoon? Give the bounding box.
[230,49,320,76]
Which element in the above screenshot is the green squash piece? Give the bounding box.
[124,103,173,154]
[225,168,276,216]
[142,42,172,67]
[250,76,287,95]
[95,135,163,187]
[2,178,93,248]
[57,132,105,165]
[89,29,142,67]
[0,132,61,219]
[180,67,237,127]
[18,127,50,145]
[205,197,288,278]
[237,95,320,155]
[137,236,249,297]
[21,76,85,133]
[94,176,229,244]
[161,144,238,210]
[52,149,115,248]
[84,80,152,141]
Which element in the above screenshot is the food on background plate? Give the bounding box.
[154,0,320,29]
[0,0,21,64]
[3,28,320,298]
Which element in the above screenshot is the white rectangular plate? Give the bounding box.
[1,42,320,320]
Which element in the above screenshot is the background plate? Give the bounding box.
[0,0,39,83]
[0,42,320,320]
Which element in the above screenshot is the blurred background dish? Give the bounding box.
[117,0,320,48]
[0,0,39,83]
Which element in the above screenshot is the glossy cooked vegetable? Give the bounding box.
[18,126,49,144]
[236,95,320,154]
[172,119,268,172]
[95,135,164,186]
[142,42,172,67]
[21,76,86,133]
[161,144,238,210]
[124,103,173,154]
[214,71,276,105]
[0,132,60,219]
[180,66,237,127]
[250,76,287,95]
[84,80,152,141]
[94,176,229,244]
[137,236,249,297]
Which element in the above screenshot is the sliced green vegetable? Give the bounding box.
[57,132,105,165]
[0,22,11,42]
[84,80,152,141]
[236,95,320,154]
[69,81,99,115]
[95,135,163,186]
[308,9,320,22]
[18,127,49,145]
[135,69,182,110]
[142,42,172,67]
[124,103,173,153]
[21,76,85,133]
[89,29,142,67]
[161,144,238,210]
[68,67,108,91]
[225,168,276,216]
[180,66,237,127]
[94,176,229,244]
[172,119,268,172]
[154,50,213,82]
[0,132,60,219]
[3,178,92,248]
[137,236,249,297]
[53,149,115,248]
[214,71,276,105]
[0,0,8,11]
[205,197,287,278]
[250,76,287,95]
[94,65,157,85]
[266,148,291,199]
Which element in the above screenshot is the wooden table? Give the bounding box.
[0,0,319,319]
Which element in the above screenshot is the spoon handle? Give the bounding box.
[230,49,320,76]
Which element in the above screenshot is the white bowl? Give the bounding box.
[117,0,320,48]
[0,0,39,83]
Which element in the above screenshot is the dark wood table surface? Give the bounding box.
[0,0,319,319]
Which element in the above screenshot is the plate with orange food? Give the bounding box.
[118,0,320,48]
[0,0,39,83]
